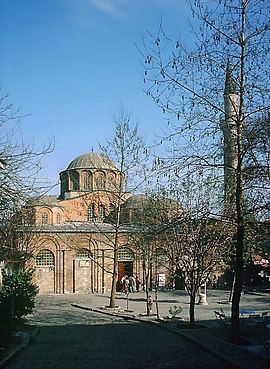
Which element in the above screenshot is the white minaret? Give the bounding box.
[221,61,239,206]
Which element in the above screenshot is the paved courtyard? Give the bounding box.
[3,289,270,369]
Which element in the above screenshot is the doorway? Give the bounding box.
[117,261,133,291]
[118,261,133,280]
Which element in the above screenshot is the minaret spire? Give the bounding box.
[222,60,238,210]
[224,60,237,95]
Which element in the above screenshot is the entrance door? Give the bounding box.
[117,247,135,291]
[118,261,133,291]
[118,261,133,281]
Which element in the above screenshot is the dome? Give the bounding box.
[123,194,147,209]
[67,153,118,171]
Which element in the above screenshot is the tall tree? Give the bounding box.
[141,0,269,343]
[131,190,178,315]
[0,92,54,268]
[99,107,148,308]
[134,176,233,325]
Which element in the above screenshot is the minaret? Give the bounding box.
[221,61,238,208]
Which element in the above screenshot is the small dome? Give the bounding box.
[67,153,118,171]
[123,194,147,209]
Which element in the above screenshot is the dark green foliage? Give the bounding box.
[0,268,38,319]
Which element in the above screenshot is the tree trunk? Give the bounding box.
[229,274,236,303]
[189,293,196,326]
[155,286,160,320]
[109,194,121,308]
[231,224,244,343]
[109,251,118,308]
[146,289,151,316]
[230,3,246,344]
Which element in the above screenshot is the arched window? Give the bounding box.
[70,171,79,191]
[155,248,168,267]
[117,248,134,261]
[42,212,49,224]
[82,173,91,191]
[87,204,95,221]
[61,172,69,192]
[107,174,115,191]
[96,174,105,190]
[98,204,106,221]
[77,249,92,258]
[36,249,55,266]
[56,213,61,224]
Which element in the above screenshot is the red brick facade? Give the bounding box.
[30,153,143,294]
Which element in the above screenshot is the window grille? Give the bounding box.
[56,213,61,224]
[36,249,55,266]
[77,249,92,258]
[155,249,168,266]
[87,204,94,221]
[98,204,105,221]
[117,248,134,261]
[83,173,91,190]
[96,174,105,190]
[108,175,115,191]
[42,212,49,224]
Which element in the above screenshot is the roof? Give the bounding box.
[28,195,60,207]
[33,221,138,234]
[123,194,147,209]
[66,153,118,171]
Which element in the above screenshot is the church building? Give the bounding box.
[30,152,145,294]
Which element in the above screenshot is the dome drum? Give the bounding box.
[59,153,123,199]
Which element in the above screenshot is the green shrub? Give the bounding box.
[168,305,182,319]
[0,268,38,319]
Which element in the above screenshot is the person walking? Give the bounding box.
[135,275,141,292]
[123,276,129,294]
[129,275,135,293]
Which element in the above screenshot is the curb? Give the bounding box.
[71,303,270,369]
[0,328,39,369]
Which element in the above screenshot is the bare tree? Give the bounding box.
[140,0,269,343]
[99,106,148,308]
[165,217,233,325]
[0,206,37,269]
[0,91,54,267]
[131,190,177,316]
[0,92,54,210]
[134,175,233,325]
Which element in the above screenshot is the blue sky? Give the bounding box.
[1,0,193,193]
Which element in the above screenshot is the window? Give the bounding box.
[36,249,54,266]
[70,171,79,191]
[56,213,61,224]
[77,249,92,258]
[42,212,49,224]
[155,249,168,267]
[83,173,91,190]
[98,204,106,221]
[87,204,94,221]
[117,248,134,261]
[96,174,105,190]
[61,172,69,192]
[107,174,115,191]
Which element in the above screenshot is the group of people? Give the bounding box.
[120,274,141,294]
